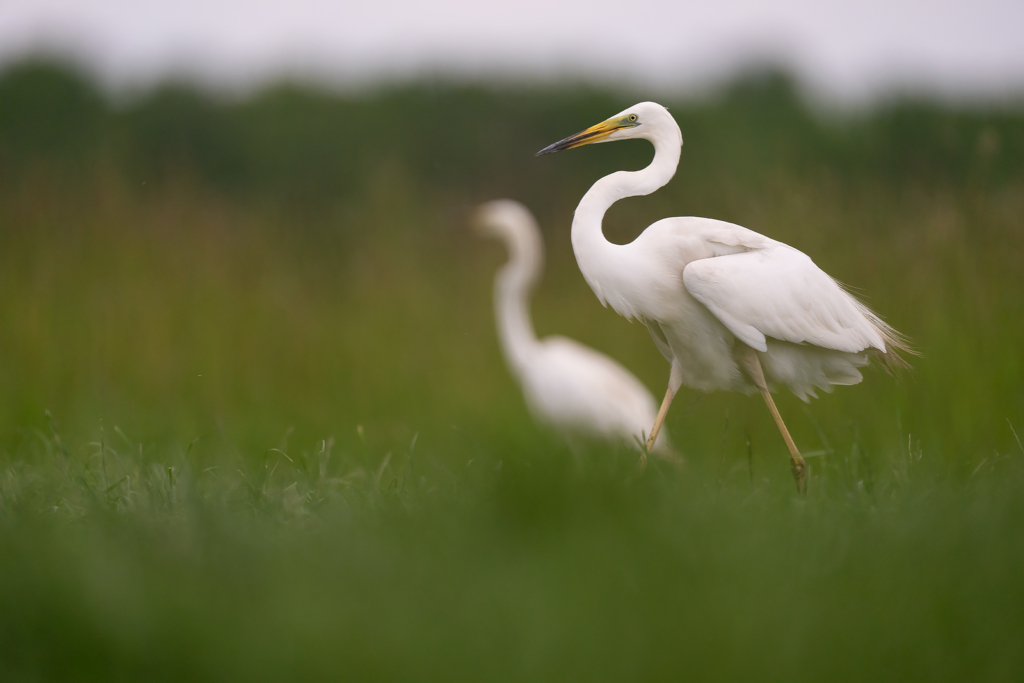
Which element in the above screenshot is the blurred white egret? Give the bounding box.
[537,102,909,491]
[474,199,671,456]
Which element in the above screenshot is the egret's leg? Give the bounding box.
[737,346,807,493]
[641,384,677,470]
[758,386,807,493]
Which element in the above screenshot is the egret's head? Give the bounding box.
[473,199,538,241]
[535,102,679,156]
[473,199,544,265]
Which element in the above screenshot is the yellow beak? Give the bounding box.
[535,116,637,156]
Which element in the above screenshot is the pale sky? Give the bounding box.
[2,0,1023,104]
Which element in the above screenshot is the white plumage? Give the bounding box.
[474,199,670,455]
[537,102,909,488]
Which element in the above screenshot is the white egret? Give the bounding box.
[474,199,671,456]
[537,102,909,491]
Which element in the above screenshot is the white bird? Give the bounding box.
[474,199,671,456]
[536,102,909,491]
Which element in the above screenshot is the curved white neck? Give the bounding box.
[494,233,542,373]
[570,133,681,301]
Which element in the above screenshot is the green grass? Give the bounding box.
[3,428,1023,681]
[0,62,1023,680]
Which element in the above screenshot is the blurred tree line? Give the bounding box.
[1,60,1021,221]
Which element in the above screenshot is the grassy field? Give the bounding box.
[1,62,1023,681]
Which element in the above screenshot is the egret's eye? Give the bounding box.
[627,114,638,123]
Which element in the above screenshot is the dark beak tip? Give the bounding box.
[535,142,564,157]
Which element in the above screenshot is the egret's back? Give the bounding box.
[625,216,910,400]
[520,336,666,451]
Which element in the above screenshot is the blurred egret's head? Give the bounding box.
[473,199,537,239]
[535,102,681,156]
[473,199,543,266]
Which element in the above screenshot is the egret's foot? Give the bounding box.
[791,457,807,494]
[643,427,659,456]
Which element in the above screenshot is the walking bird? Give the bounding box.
[536,102,909,491]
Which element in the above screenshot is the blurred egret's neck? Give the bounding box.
[494,231,543,373]
[571,131,681,301]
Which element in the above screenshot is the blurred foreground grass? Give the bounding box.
[3,427,1024,682]
[0,62,1023,680]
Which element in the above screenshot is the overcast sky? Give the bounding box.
[2,0,1023,104]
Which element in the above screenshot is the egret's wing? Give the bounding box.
[682,246,887,354]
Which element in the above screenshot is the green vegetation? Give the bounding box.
[1,61,1022,681]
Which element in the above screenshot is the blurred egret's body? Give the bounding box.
[475,200,669,454]
[537,102,909,489]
